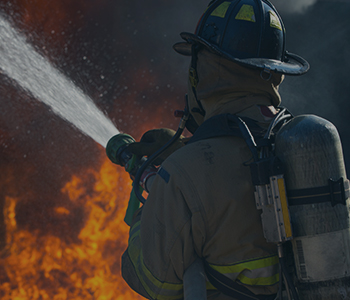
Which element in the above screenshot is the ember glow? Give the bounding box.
[0,156,143,300]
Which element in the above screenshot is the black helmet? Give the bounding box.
[173,0,309,75]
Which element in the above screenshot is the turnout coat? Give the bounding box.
[122,50,285,299]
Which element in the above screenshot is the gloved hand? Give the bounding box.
[127,128,187,165]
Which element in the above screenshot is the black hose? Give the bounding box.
[277,263,283,300]
[264,108,287,140]
[231,115,259,162]
[279,256,300,300]
[133,111,189,203]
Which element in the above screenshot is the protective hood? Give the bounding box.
[188,49,284,127]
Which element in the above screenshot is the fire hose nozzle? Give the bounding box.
[106,133,148,225]
[106,133,135,166]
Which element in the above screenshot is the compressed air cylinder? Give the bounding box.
[275,115,350,299]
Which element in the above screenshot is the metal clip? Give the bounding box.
[329,177,346,207]
[260,66,272,81]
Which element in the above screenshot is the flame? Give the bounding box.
[0,154,143,300]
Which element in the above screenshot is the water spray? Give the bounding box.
[0,15,118,148]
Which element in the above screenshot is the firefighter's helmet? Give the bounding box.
[173,0,309,75]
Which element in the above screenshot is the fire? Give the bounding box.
[0,1,186,298]
[0,153,143,300]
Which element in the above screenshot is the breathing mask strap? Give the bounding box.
[189,45,206,117]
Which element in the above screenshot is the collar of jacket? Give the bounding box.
[188,113,266,145]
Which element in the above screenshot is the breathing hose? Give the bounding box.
[133,109,190,204]
[277,244,300,300]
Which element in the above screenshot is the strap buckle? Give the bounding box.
[260,66,272,81]
[329,177,347,207]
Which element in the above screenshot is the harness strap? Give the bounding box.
[288,178,350,207]
[204,261,277,300]
[188,113,265,144]
[189,45,206,117]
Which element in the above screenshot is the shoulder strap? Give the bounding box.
[188,113,265,144]
[188,113,270,163]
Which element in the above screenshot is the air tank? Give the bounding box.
[275,114,350,299]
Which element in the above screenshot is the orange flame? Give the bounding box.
[0,155,143,300]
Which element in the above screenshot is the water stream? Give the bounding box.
[0,15,119,148]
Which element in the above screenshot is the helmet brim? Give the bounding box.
[173,32,310,76]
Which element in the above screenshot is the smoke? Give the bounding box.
[271,0,318,14]
[278,0,350,169]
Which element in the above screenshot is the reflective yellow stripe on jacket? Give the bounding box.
[127,220,184,300]
[128,220,278,298]
[209,255,280,287]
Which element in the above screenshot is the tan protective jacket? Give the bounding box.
[122,50,284,300]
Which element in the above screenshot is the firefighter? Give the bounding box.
[120,0,309,299]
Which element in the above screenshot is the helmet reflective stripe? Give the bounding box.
[208,255,279,286]
[127,222,184,300]
[235,4,256,22]
[269,10,282,31]
[211,1,231,18]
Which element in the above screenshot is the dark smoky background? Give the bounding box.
[96,0,350,169]
[78,0,350,169]
[274,0,350,169]
[0,0,349,247]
